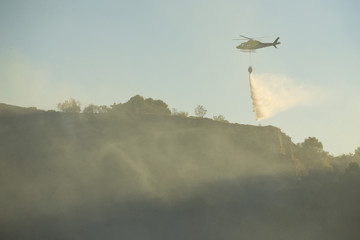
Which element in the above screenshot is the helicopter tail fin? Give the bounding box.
[273,37,280,48]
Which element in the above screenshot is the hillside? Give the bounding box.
[0,99,359,240]
[0,106,296,198]
[0,103,40,115]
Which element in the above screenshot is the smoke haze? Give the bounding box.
[249,73,317,120]
[1,100,360,239]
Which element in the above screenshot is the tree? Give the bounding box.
[194,105,207,118]
[127,95,145,113]
[110,95,171,115]
[294,137,333,175]
[57,98,81,113]
[213,114,229,123]
[172,108,188,117]
[83,104,109,114]
[353,147,360,163]
[302,137,323,152]
[144,97,171,115]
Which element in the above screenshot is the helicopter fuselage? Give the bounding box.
[236,38,280,52]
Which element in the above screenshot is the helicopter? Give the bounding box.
[235,35,280,52]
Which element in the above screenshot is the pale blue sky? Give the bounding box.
[1,0,359,155]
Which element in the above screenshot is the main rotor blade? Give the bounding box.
[239,35,269,40]
[239,35,253,40]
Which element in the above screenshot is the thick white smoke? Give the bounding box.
[249,73,316,121]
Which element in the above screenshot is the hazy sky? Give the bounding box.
[1,0,359,155]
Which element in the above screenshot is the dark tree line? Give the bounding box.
[56,95,229,122]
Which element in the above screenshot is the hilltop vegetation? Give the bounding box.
[0,95,359,240]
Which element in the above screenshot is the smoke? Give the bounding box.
[249,73,316,120]
[0,49,87,110]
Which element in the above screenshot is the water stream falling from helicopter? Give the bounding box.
[248,70,317,121]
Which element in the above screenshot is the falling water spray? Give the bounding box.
[248,68,316,121]
[249,69,267,120]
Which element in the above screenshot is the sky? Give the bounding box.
[1,0,359,155]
